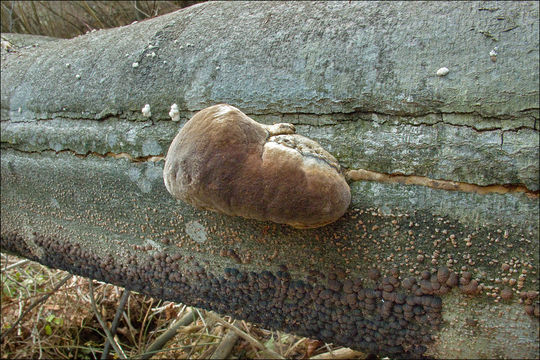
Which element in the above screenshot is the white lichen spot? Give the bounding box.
[132,62,139,68]
[169,103,180,122]
[490,48,498,62]
[436,67,450,76]
[141,104,151,117]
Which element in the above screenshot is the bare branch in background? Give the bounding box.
[0,1,205,38]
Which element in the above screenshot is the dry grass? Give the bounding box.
[1,254,366,359]
[1,1,205,39]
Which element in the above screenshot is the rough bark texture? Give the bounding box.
[1,2,539,358]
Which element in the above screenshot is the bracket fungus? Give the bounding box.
[163,104,351,228]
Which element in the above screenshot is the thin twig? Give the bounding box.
[88,280,127,359]
[3,272,30,298]
[284,337,307,357]
[275,330,284,356]
[101,289,130,360]
[81,1,105,28]
[33,305,44,358]
[0,273,73,341]
[186,327,204,359]
[137,297,154,350]
[205,312,284,359]
[132,0,151,19]
[36,1,82,35]
[2,259,30,272]
[195,308,207,328]
[309,347,367,359]
[132,343,217,359]
[122,310,138,345]
[210,320,240,359]
[138,309,197,360]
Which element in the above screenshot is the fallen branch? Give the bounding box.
[210,320,240,359]
[2,258,30,272]
[138,308,198,360]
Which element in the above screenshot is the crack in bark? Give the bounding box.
[3,147,537,199]
[346,169,539,199]
[3,147,165,163]
[6,108,537,132]
[266,110,538,132]
[79,151,164,163]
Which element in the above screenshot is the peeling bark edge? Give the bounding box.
[346,169,539,198]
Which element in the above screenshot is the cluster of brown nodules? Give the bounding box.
[163,104,351,229]
[1,232,438,357]
[2,231,538,359]
[219,248,242,264]
[520,291,539,318]
[1,233,35,259]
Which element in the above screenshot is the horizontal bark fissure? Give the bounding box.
[4,146,537,198]
[83,151,164,163]
[399,121,537,134]
[276,110,539,129]
[1,147,165,163]
[3,108,538,132]
[346,168,539,198]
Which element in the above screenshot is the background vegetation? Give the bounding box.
[1,1,204,39]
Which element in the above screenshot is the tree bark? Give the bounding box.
[1,2,538,358]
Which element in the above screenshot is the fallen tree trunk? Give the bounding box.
[1,2,538,358]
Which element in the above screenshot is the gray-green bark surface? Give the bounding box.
[1,2,539,358]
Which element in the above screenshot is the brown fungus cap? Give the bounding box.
[163,104,351,229]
